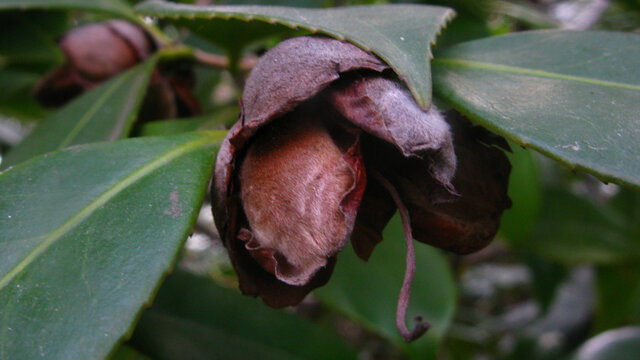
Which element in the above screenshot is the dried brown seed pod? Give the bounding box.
[32,20,201,120]
[33,20,155,107]
[212,36,511,341]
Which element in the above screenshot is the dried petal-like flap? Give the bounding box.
[214,36,386,235]
[211,34,512,312]
[240,36,387,143]
[399,113,512,254]
[106,20,154,60]
[326,74,456,191]
[239,109,364,286]
[228,226,337,308]
[61,21,150,81]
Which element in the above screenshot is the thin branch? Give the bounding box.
[371,170,430,343]
[194,49,258,72]
[194,49,229,69]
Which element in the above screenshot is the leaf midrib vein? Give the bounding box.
[433,58,640,91]
[58,73,130,149]
[0,135,214,291]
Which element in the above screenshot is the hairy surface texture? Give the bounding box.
[239,112,357,286]
[211,36,511,312]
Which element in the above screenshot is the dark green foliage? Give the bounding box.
[0,1,638,359]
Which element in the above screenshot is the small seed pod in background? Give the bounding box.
[212,36,511,341]
[33,20,201,120]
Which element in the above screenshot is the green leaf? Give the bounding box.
[214,0,328,6]
[0,131,224,360]
[177,18,300,66]
[1,57,158,170]
[499,144,542,245]
[0,69,50,120]
[0,10,68,120]
[524,187,640,264]
[0,0,136,20]
[134,1,455,109]
[111,346,151,360]
[573,327,640,360]
[316,215,457,359]
[595,264,640,333]
[0,11,66,72]
[432,30,640,189]
[139,106,239,137]
[129,270,357,360]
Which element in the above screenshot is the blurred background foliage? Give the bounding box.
[1,0,639,359]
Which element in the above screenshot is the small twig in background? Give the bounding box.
[194,49,258,72]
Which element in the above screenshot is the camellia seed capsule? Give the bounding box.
[212,36,511,342]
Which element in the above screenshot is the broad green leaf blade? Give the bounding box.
[135,1,456,109]
[0,0,136,20]
[595,264,640,333]
[0,131,223,360]
[139,106,239,137]
[177,18,299,65]
[129,270,357,360]
[215,0,328,6]
[573,327,640,360]
[524,187,640,264]
[432,31,640,189]
[1,57,158,170]
[315,215,456,360]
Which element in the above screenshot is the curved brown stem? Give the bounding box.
[372,170,430,343]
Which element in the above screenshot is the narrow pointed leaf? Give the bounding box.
[0,131,224,360]
[1,57,158,170]
[130,271,357,360]
[134,1,455,109]
[433,31,640,189]
[139,106,240,137]
[315,215,456,359]
[0,0,136,20]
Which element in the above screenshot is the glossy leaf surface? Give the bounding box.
[1,57,158,170]
[573,327,640,360]
[130,270,357,360]
[0,0,136,20]
[140,106,239,137]
[135,1,455,108]
[433,31,640,189]
[0,131,223,360]
[316,215,457,359]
